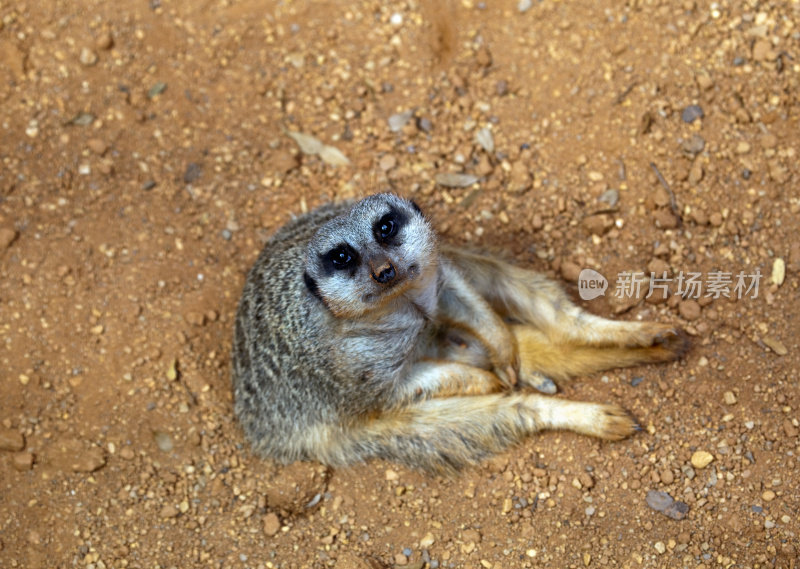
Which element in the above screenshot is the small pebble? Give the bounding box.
[583,214,614,235]
[79,47,98,66]
[475,128,494,153]
[166,358,179,380]
[760,133,778,149]
[518,0,533,13]
[771,258,785,286]
[416,117,433,133]
[96,31,114,50]
[681,104,704,123]
[723,391,737,405]
[653,209,678,229]
[394,552,408,566]
[691,450,714,469]
[388,111,413,132]
[495,80,509,96]
[148,82,168,98]
[435,172,478,188]
[183,162,202,183]
[678,299,701,321]
[378,154,397,172]
[598,188,620,208]
[186,311,206,326]
[160,504,180,518]
[263,512,281,536]
[71,447,106,472]
[762,336,788,356]
[682,134,706,155]
[87,138,107,155]
[154,431,174,452]
[762,490,776,502]
[646,490,689,520]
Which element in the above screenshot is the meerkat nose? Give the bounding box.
[372,261,397,284]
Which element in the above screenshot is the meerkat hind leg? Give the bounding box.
[443,247,688,353]
[513,324,687,387]
[335,392,636,474]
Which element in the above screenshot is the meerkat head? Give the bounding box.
[304,193,439,318]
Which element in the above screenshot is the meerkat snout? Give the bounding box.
[371,260,396,284]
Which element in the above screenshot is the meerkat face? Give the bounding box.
[304,193,439,318]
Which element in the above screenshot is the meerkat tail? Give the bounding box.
[512,324,688,385]
[318,393,636,475]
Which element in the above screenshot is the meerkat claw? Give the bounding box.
[525,372,558,394]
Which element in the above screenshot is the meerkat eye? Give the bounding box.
[374,213,399,242]
[326,244,358,270]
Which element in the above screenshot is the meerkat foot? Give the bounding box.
[593,403,639,441]
[523,394,638,441]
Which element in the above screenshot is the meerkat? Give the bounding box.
[232,193,687,474]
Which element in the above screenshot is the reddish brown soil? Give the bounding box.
[1,1,798,568]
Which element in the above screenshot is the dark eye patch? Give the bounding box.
[322,243,359,273]
[373,207,408,245]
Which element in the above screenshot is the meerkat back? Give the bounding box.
[232,201,351,461]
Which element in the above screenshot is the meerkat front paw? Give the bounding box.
[517,371,558,394]
[628,323,687,351]
[489,327,520,388]
[651,326,690,355]
[494,363,518,388]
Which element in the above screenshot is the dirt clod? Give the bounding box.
[0,227,18,251]
[263,512,281,536]
[0,429,24,451]
[12,452,34,471]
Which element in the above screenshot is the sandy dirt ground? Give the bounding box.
[1,0,799,567]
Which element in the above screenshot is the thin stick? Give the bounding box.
[649,162,682,224]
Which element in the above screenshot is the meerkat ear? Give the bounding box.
[409,199,423,215]
[303,271,323,302]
